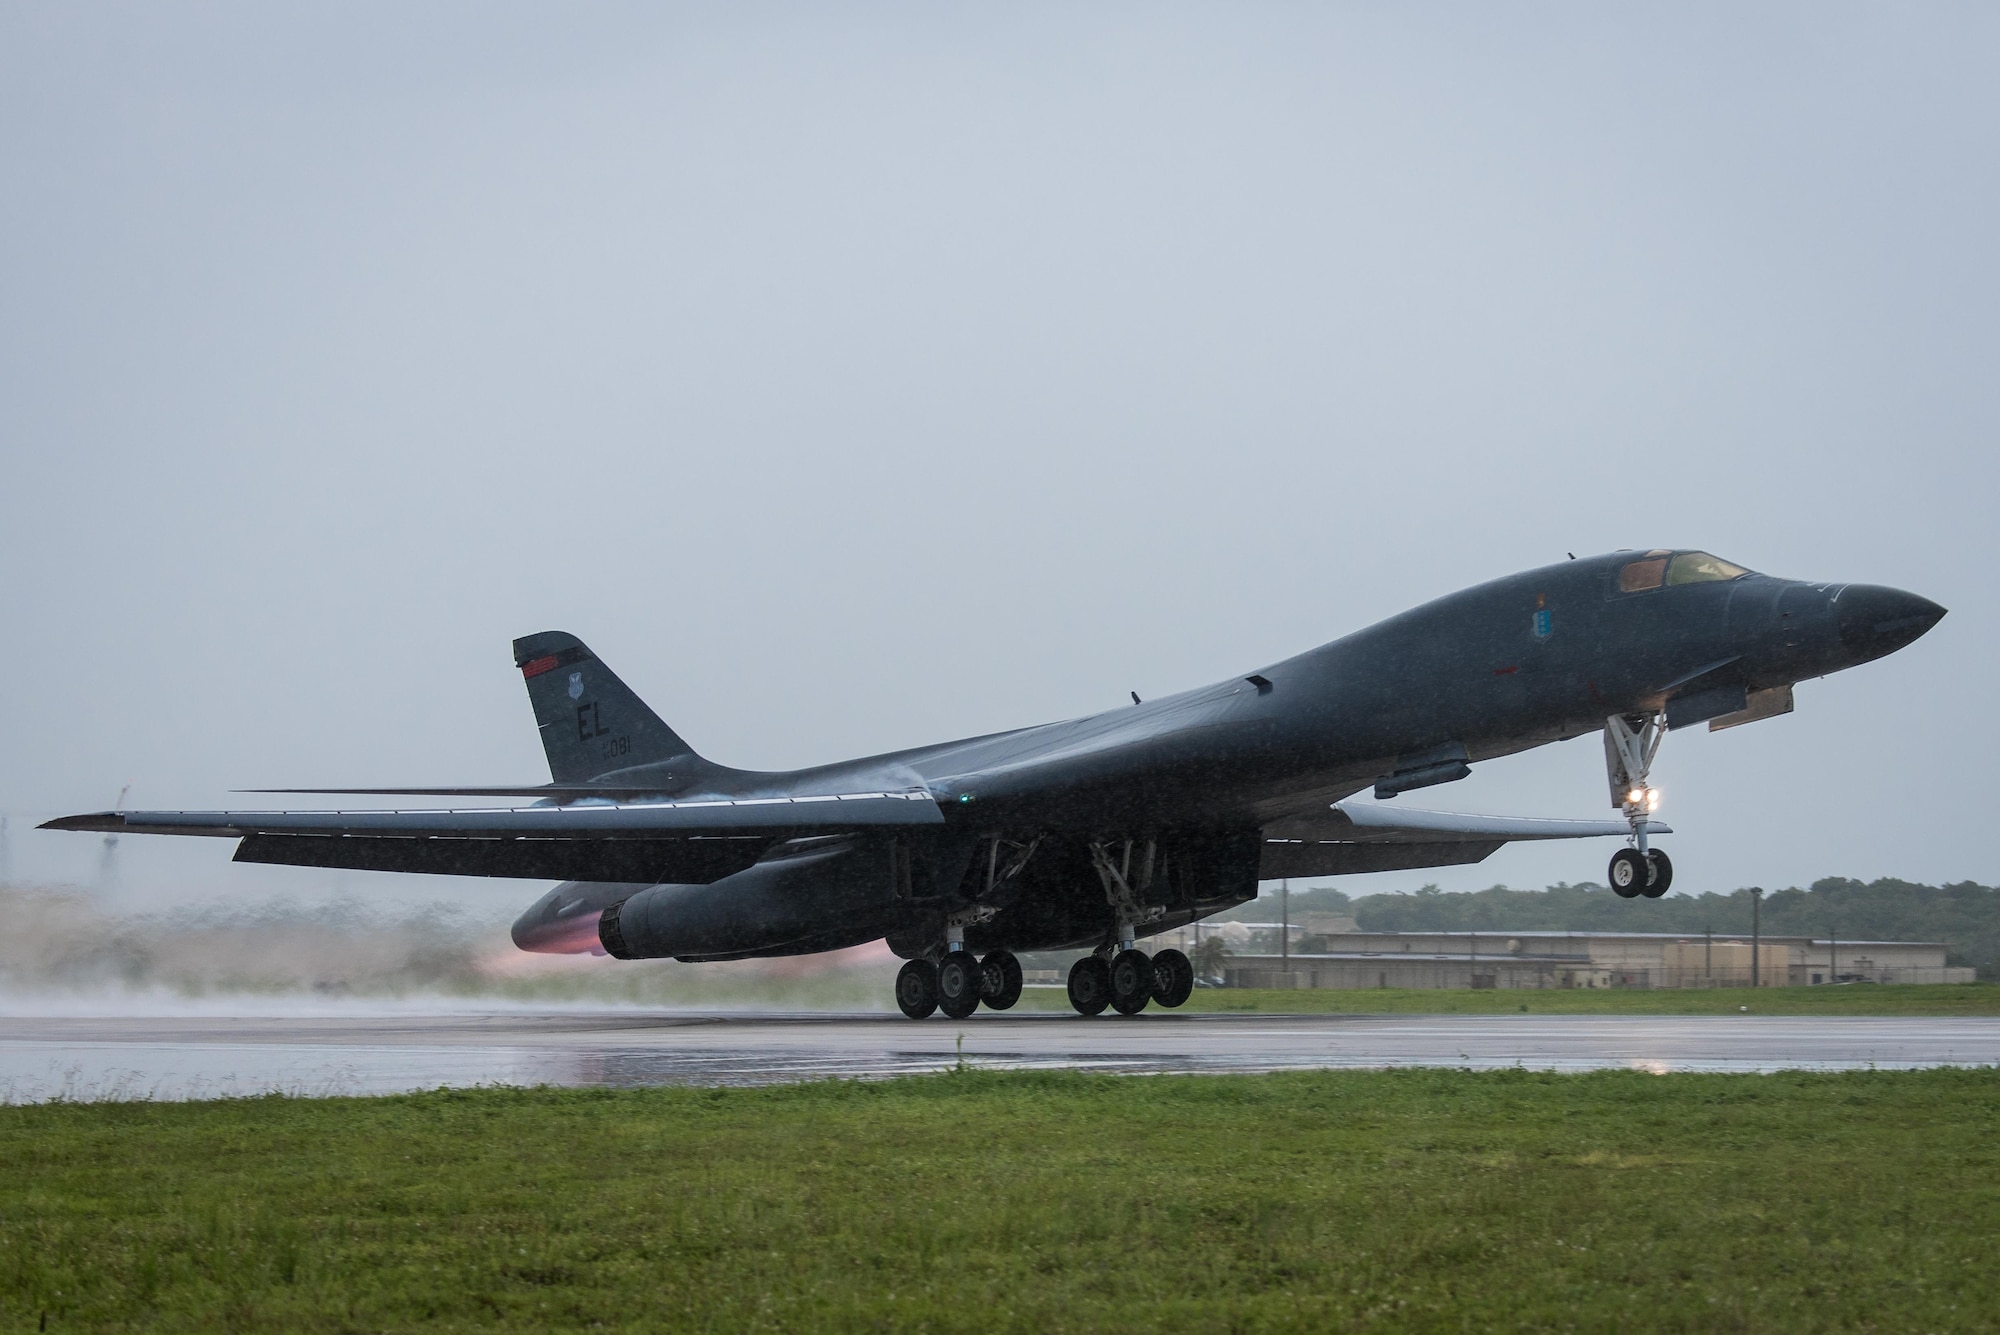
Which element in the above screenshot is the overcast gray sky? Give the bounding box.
[2,3,1993,911]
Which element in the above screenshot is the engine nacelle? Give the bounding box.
[598,835,904,961]
[510,880,645,954]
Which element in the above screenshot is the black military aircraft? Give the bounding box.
[47,550,1943,1018]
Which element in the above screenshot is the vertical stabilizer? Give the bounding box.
[512,632,717,787]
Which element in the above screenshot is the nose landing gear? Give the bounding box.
[1604,713,1673,898]
[1644,848,1673,895]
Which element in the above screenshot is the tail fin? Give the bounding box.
[512,631,718,787]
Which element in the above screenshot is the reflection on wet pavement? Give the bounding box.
[4,1009,1996,1102]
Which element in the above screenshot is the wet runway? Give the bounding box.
[4,1005,1997,1101]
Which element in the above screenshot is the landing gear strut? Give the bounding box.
[1075,839,1169,1016]
[1604,712,1672,898]
[891,840,1039,1019]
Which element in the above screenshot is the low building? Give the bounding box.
[1200,929,1972,990]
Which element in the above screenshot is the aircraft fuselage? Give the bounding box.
[511,550,1942,962]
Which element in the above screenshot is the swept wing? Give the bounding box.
[1259,803,1669,878]
[43,792,944,885]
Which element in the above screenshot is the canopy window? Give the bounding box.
[1617,550,1672,593]
[1666,551,1752,585]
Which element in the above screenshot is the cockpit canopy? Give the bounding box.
[1617,550,1752,594]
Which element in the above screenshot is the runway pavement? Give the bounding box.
[4,1006,1997,1101]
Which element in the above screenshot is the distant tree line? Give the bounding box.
[1231,879,2000,978]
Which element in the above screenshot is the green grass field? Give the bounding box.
[5,1067,1998,1331]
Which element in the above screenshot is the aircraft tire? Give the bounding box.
[896,959,939,1019]
[1608,848,1648,898]
[1067,955,1112,1016]
[1150,948,1195,1008]
[937,952,984,1019]
[981,950,1024,1010]
[1643,849,1673,897]
[1110,949,1155,1015]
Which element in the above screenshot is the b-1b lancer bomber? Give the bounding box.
[48,551,1943,1017]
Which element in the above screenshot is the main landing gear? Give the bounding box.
[1604,712,1673,899]
[894,949,1026,1020]
[1066,947,1194,1017]
[1065,838,1194,1015]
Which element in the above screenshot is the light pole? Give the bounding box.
[1750,887,1764,989]
[1281,878,1290,969]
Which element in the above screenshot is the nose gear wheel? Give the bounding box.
[1644,849,1673,897]
[1608,848,1648,898]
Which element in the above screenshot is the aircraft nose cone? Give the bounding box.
[1834,584,1947,658]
